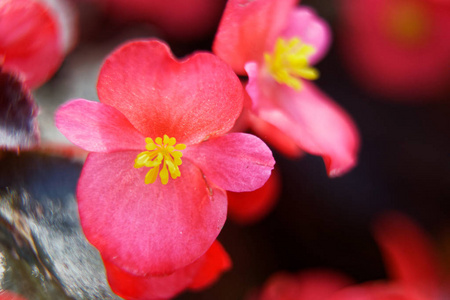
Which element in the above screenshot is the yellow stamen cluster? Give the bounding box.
[134,135,186,185]
[264,37,319,90]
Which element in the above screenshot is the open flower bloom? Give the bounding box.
[55,39,274,295]
[329,212,446,300]
[105,240,231,300]
[339,0,450,101]
[214,0,360,177]
[0,0,77,89]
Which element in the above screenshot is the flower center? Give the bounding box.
[134,135,186,185]
[264,37,319,91]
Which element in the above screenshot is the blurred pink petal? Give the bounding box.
[281,7,332,64]
[373,212,441,297]
[0,0,62,89]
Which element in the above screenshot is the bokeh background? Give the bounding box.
[1,0,449,299]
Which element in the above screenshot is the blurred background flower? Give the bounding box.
[338,0,450,101]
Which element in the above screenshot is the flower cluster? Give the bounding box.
[3,0,370,299]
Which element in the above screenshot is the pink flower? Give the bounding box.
[55,39,274,297]
[0,0,76,89]
[213,0,360,177]
[329,212,447,300]
[339,0,450,101]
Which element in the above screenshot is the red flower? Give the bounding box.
[55,39,274,297]
[339,0,450,101]
[0,0,76,89]
[213,0,360,176]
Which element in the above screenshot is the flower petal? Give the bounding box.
[281,7,332,65]
[188,240,231,291]
[246,62,360,177]
[0,0,63,89]
[104,241,229,300]
[373,212,441,297]
[183,133,275,192]
[97,39,243,145]
[103,256,202,300]
[213,0,296,74]
[248,112,303,158]
[227,167,280,224]
[77,151,227,276]
[55,99,144,152]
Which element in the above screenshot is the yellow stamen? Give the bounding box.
[134,135,186,185]
[264,37,319,91]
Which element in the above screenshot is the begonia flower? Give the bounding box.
[248,269,353,300]
[55,39,274,294]
[339,0,450,101]
[90,0,226,41]
[104,240,231,300]
[0,0,77,89]
[329,212,447,300]
[214,0,360,177]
